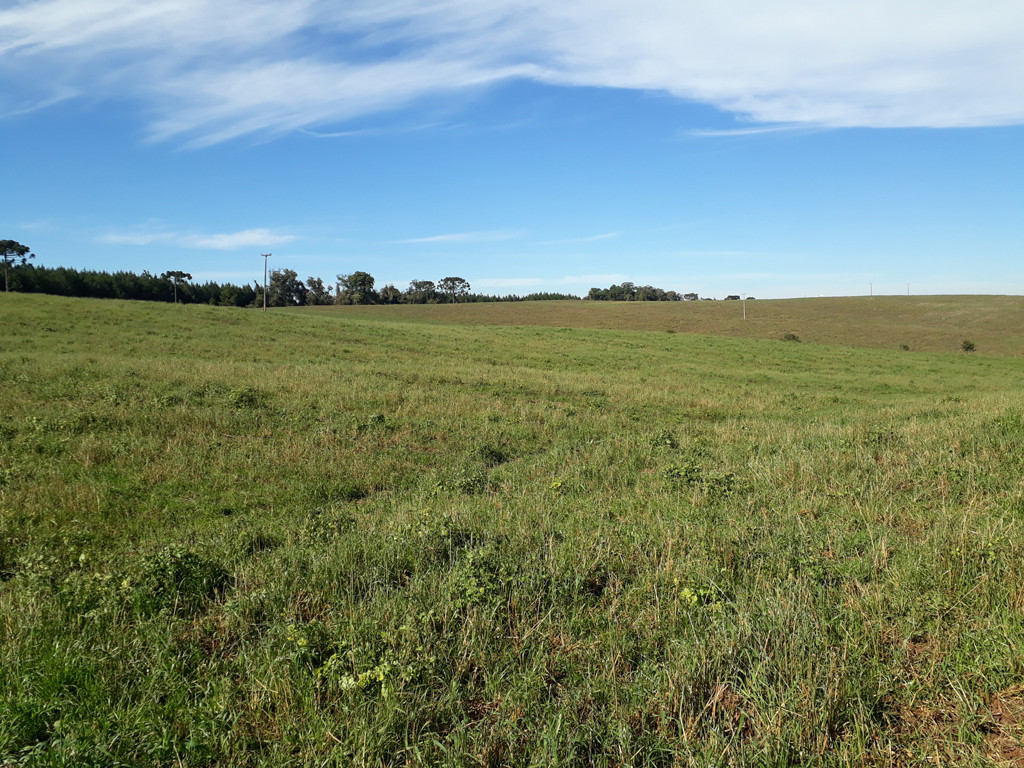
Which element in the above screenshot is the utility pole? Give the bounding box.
[869,282,873,297]
[742,293,747,320]
[906,283,910,296]
[262,253,271,311]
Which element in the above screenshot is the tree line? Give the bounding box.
[3,263,261,306]
[0,243,579,307]
[587,282,695,301]
[585,282,749,301]
[2,240,728,307]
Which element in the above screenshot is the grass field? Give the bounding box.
[2,293,1023,767]
[301,295,1024,357]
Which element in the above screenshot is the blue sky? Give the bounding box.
[2,0,1022,299]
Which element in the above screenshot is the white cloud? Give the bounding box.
[3,0,1023,144]
[98,227,297,250]
[393,230,525,244]
[181,229,297,250]
[97,231,176,246]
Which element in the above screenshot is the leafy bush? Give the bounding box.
[781,332,801,342]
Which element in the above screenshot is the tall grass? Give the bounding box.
[1,294,1022,766]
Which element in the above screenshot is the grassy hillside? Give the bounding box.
[2,293,1023,766]
[301,295,1024,356]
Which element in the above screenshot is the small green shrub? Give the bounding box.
[961,339,976,353]
[782,332,801,342]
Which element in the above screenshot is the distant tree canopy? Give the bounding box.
[586,282,683,301]
[437,276,471,302]
[1,255,584,306]
[337,271,378,305]
[378,284,402,305]
[1,240,35,293]
[267,268,307,307]
[160,270,192,304]
[404,280,437,304]
[8,263,259,306]
[304,276,333,305]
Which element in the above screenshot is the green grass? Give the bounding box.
[300,295,1024,356]
[2,293,1023,767]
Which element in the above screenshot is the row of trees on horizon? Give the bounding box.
[0,260,579,307]
[2,240,728,306]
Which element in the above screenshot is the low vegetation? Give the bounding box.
[2,293,1023,766]
[309,294,1024,356]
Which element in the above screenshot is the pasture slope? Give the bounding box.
[2,293,1023,767]
[304,294,1024,357]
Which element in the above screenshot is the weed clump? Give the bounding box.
[781,332,801,342]
[664,459,738,497]
[358,413,390,432]
[300,509,356,544]
[476,442,511,467]
[651,429,679,449]
[437,467,489,495]
[227,385,266,409]
[127,544,229,614]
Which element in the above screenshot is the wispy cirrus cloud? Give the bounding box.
[181,229,296,249]
[538,231,621,245]
[97,231,176,246]
[393,230,525,244]
[3,0,1023,146]
[98,226,296,250]
[686,124,810,138]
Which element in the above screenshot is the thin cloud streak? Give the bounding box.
[182,229,297,249]
[97,231,176,246]
[393,230,525,244]
[1,89,75,118]
[686,124,808,138]
[3,0,1023,146]
[98,227,297,250]
[538,231,622,245]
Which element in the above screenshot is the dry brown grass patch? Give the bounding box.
[984,686,1024,766]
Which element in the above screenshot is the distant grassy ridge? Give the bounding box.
[300,294,1024,356]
